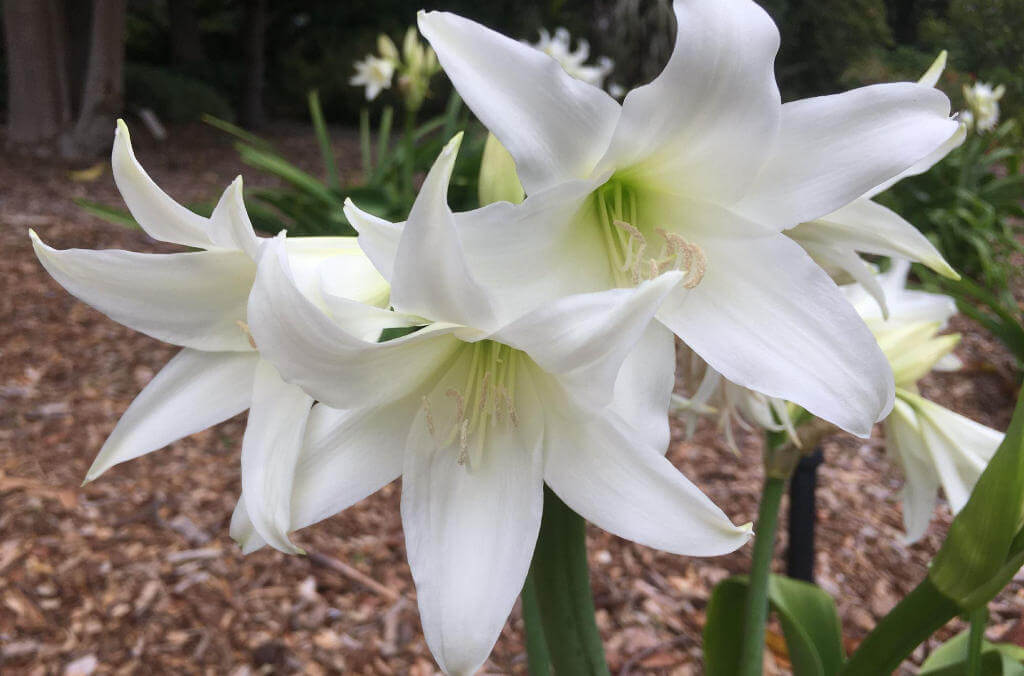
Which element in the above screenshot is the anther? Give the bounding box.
[446,388,465,423]
[422,395,436,437]
[236,320,257,349]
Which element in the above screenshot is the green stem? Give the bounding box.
[737,475,787,676]
[401,107,417,207]
[528,487,610,676]
[966,604,987,676]
[521,571,552,675]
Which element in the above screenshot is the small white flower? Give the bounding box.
[350,54,396,101]
[963,80,1005,132]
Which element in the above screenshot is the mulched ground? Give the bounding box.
[1,121,1022,675]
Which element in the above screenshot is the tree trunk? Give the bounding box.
[62,0,125,158]
[168,0,204,72]
[240,0,266,129]
[3,0,72,150]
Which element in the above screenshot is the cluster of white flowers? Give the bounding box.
[34,1,975,673]
[526,27,618,94]
[351,27,440,108]
[961,80,1006,132]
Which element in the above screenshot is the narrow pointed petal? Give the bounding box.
[735,83,959,228]
[612,323,677,454]
[915,397,1001,513]
[918,50,947,88]
[208,177,262,258]
[659,233,893,436]
[247,237,460,409]
[791,199,957,279]
[402,362,544,676]
[111,119,218,249]
[32,230,255,351]
[86,349,259,481]
[885,403,939,543]
[418,10,619,193]
[542,382,751,556]
[344,198,402,281]
[240,360,314,554]
[599,0,781,201]
[390,134,496,328]
[493,271,683,406]
[863,122,967,199]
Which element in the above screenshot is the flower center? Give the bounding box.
[594,181,706,289]
[422,340,521,470]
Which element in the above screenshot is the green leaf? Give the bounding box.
[930,393,1024,606]
[236,145,339,207]
[74,198,139,229]
[307,90,340,192]
[201,114,274,150]
[919,630,1024,675]
[705,575,844,676]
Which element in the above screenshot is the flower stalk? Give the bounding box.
[526,487,610,676]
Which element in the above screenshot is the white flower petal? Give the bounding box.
[599,0,781,202]
[453,178,612,319]
[247,237,461,409]
[86,348,258,481]
[402,360,544,676]
[493,271,683,408]
[885,401,939,543]
[31,230,255,352]
[863,122,967,199]
[541,379,751,556]
[208,177,263,258]
[230,494,266,555]
[735,82,958,228]
[612,322,677,454]
[915,397,1001,513]
[240,359,314,554]
[658,232,894,436]
[344,198,402,281]
[390,134,496,329]
[287,401,411,533]
[111,120,218,249]
[418,9,619,193]
[797,240,890,318]
[791,198,957,279]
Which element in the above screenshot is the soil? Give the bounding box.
[1,121,1022,675]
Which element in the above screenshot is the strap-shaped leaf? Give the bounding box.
[705,575,844,676]
[930,393,1024,605]
[919,630,1024,675]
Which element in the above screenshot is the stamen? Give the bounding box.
[235,320,257,349]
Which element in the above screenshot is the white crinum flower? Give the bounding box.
[527,27,615,89]
[243,135,751,676]
[963,80,1005,132]
[350,54,396,101]
[30,121,389,555]
[351,0,962,436]
[787,52,965,317]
